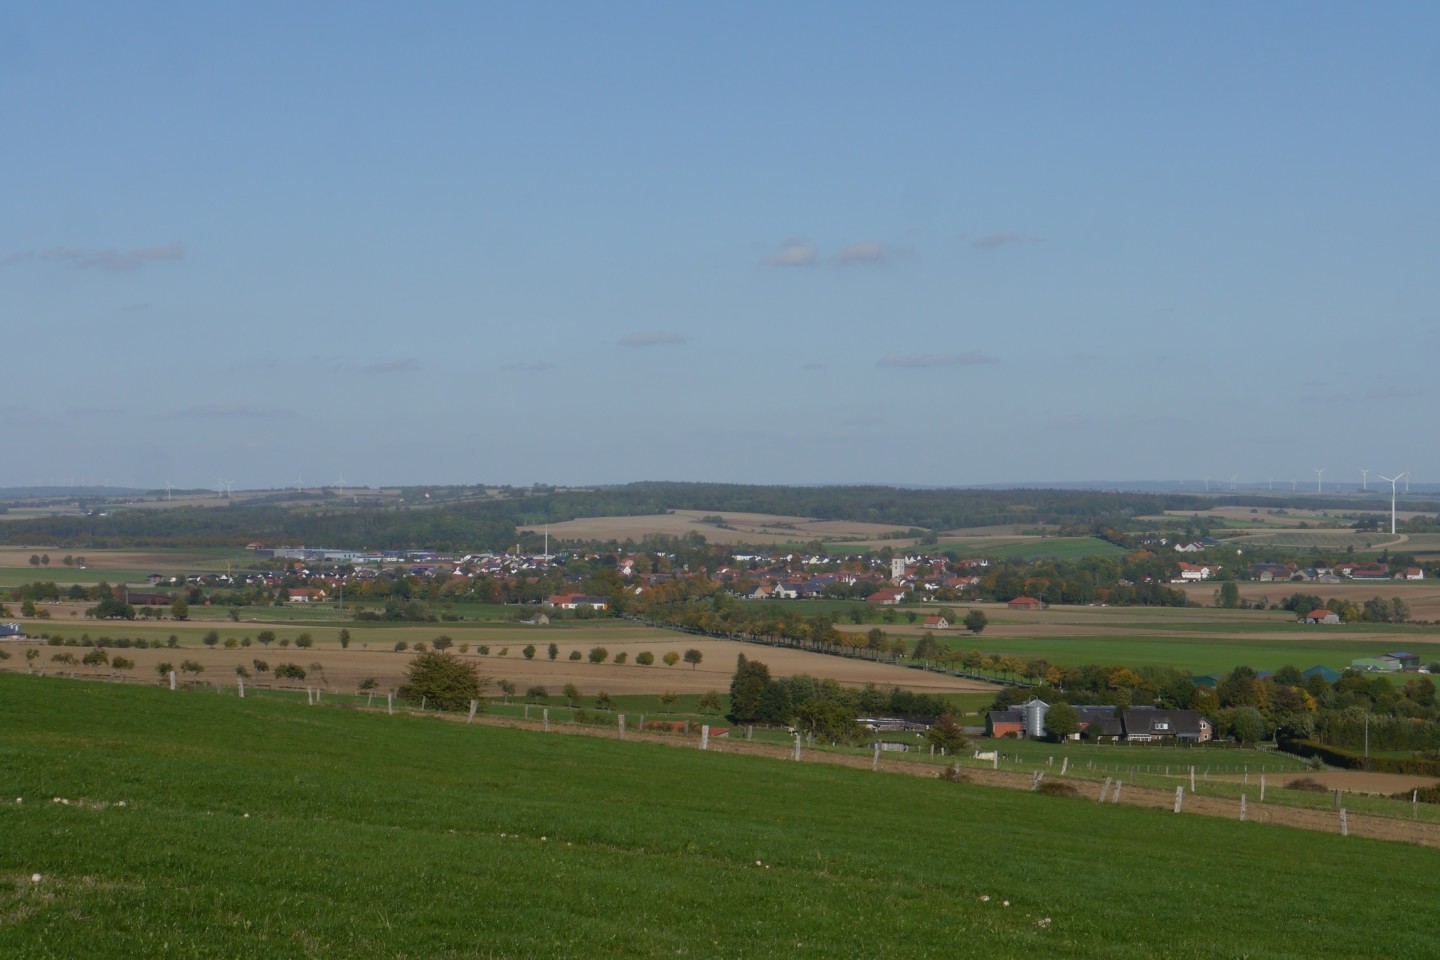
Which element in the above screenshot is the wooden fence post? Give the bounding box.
[618,714,625,740]
[1240,794,1247,822]
[467,700,477,724]
[386,692,393,715]
[543,708,549,732]
[872,743,880,771]
[1174,786,1184,813]
[1099,777,1112,802]
[1189,766,1196,791]
[701,725,710,750]
[1260,775,1266,802]
[793,734,801,762]
[169,670,176,691]
[1060,757,1068,776]
[1340,808,1348,837]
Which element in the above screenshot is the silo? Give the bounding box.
[1022,698,1050,738]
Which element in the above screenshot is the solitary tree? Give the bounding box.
[663,651,680,667]
[927,713,969,753]
[683,648,703,670]
[338,629,351,649]
[547,642,559,661]
[398,650,489,712]
[202,630,220,647]
[563,683,582,707]
[698,690,722,714]
[963,610,988,634]
[522,644,536,660]
[588,646,609,664]
[636,651,655,666]
[170,598,189,621]
[1043,701,1080,742]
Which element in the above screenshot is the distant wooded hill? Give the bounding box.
[0,481,1363,552]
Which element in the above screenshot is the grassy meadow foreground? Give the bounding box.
[3,675,1438,959]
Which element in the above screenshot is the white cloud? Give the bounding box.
[177,403,292,419]
[877,351,998,368]
[501,361,555,372]
[761,238,818,267]
[620,332,688,347]
[973,232,1040,250]
[22,243,185,271]
[362,358,420,374]
[833,241,893,266]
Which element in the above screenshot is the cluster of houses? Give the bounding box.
[1250,562,1423,583]
[986,698,1213,742]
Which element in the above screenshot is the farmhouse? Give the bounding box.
[1120,708,1212,743]
[1007,596,1044,611]
[1305,609,1340,624]
[865,588,905,606]
[1176,562,1218,581]
[1400,567,1424,580]
[922,616,949,630]
[0,622,25,639]
[986,702,1209,742]
[544,594,610,611]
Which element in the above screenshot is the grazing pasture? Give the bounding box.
[3,675,1439,958]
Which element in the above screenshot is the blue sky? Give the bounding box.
[3,2,1437,491]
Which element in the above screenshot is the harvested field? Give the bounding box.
[5,636,998,699]
[520,510,914,545]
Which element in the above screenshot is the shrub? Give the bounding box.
[393,641,409,653]
[522,644,536,660]
[295,633,313,649]
[399,650,489,712]
[252,659,270,673]
[179,660,203,675]
[636,651,655,666]
[431,635,453,651]
[81,649,109,666]
[1285,777,1329,793]
[359,678,378,691]
[110,656,135,671]
[203,630,220,647]
[273,663,306,681]
[156,661,174,676]
[937,764,970,783]
[588,647,608,664]
[568,650,582,661]
[613,652,628,665]
[526,685,548,702]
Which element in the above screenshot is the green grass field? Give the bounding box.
[4,675,1439,958]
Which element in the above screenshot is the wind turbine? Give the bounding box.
[334,473,347,492]
[1268,477,1274,491]
[293,473,304,493]
[1203,475,1211,493]
[216,478,226,499]
[1360,468,1370,493]
[1379,473,1408,534]
[1230,474,1238,492]
[165,481,173,501]
[1314,468,1325,494]
[222,479,235,499]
